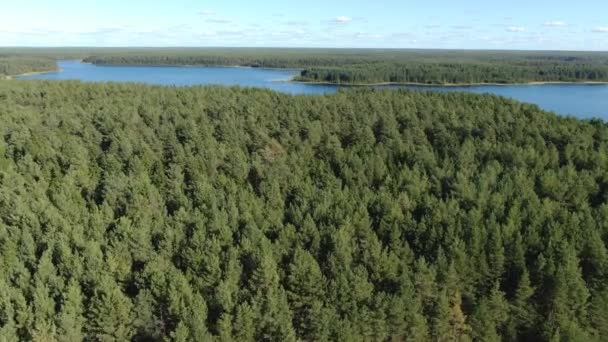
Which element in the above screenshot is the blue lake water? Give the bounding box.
[19,60,608,120]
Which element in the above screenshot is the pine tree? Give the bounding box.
[286,248,327,340]
[545,244,592,340]
[506,269,536,340]
[470,285,508,341]
[86,277,134,341]
[589,289,608,340]
[56,281,85,342]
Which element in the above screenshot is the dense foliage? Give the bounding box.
[0,57,57,77]
[296,60,608,84]
[0,48,119,61]
[81,48,383,68]
[0,80,607,341]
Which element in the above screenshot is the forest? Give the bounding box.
[0,57,57,78]
[295,60,608,84]
[2,47,608,85]
[0,79,607,341]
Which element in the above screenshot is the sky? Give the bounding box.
[1,0,607,50]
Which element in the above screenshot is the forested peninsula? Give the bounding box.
[0,57,57,78]
[0,80,607,341]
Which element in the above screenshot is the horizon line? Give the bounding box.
[1,46,608,53]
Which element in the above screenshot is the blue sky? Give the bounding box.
[1,0,607,50]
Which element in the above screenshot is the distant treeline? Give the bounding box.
[1,48,608,84]
[82,49,378,68]
[0,57,57,77]
[0,80,608,341]
[79,49,608,85]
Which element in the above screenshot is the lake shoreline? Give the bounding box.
[7,68,62,79]
[291,80,608,87]
[53,62,608,87]
[13,60,608,119]
[13,64,608,88]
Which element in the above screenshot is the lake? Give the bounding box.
[18,60,608,120]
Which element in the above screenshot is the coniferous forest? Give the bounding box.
[295,61,608,85]
[0,57,57,78]
[0,80,607,341]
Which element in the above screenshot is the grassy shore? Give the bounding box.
[3,68,60,80]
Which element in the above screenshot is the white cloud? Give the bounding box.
[334,16,352,24]
[81,26,127,35]
[506,26,525,32]
[544,21,567,27]
[354,32,383,39]
[198,30,217,37]
[216,30,246,36]
[0,28,52,35]
[199,10,215,16]
[592,27,608,33]
[285,20,308,27]
[391,32,412,39]
[206,19,231,24]
[166,25,191,32]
